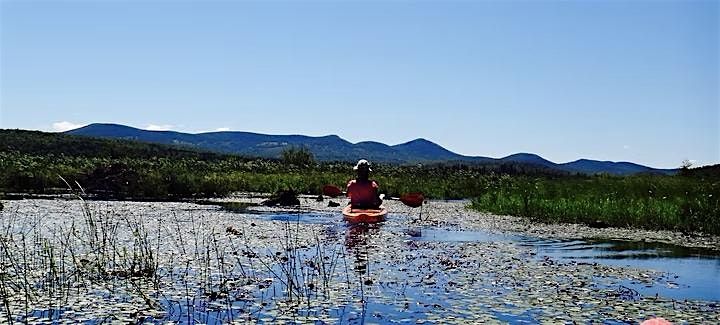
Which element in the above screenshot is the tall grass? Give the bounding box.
[471,175,720,235]
[0,193,162,322]
[1,150,718,234]
[0,190,370,322]
[0,151,562,199]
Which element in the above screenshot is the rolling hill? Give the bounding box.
[64,123,676,175]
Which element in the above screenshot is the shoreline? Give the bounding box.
[3,192,719,251]
[221,193,720,252]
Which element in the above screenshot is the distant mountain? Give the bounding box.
[560,159,674,176]
[65,123,676,175]
[0,128,231,160]
[499,153,556,168]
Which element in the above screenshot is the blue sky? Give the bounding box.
[1,0,717,168]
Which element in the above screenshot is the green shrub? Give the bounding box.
[281,146,315,167]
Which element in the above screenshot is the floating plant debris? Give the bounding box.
[0,198,718,324]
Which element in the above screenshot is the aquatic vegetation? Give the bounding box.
[0,199,718,323]
[471,175,720,235]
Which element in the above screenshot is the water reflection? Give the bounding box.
[248,211,720,302]
[521,238,720,301]
[343,223,383,325]
[344,224,383,277]
[520,238,720,260]
[585,239,720,259]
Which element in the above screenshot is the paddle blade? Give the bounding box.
[400,192,424,208]
[322,185,343,198]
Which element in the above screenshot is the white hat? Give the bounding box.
[353,159,372,171]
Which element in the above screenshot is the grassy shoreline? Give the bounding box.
[2,152,718,235]
[470,174,719,235]
[1,130,718,235]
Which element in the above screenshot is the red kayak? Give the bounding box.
[342,205,387,224]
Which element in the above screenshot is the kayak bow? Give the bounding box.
[342,205,387,224]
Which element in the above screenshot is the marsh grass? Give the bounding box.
[5,128,718,237]
[1,144,717,236]
[0,182,171,322]
[471,175,720,235]
[2,150,716,236]
[0,150,562,199]
[1,196,719,323]
[0,188,369,323]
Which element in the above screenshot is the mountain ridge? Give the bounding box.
[65,123,676,175]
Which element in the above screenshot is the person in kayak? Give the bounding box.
[347,159,383,209]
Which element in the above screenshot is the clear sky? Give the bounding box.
[1,0,717,168]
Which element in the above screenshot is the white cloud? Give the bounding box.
[623,145,630,150]
[52,121,85,132]
[145,124,174,131]
[215,127,231,131]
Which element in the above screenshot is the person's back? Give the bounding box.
[347,179,380,209]
[346,159,382,209]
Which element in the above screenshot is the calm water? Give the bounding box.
[8,200,717,324]
[519,238,720,301]
[257,211,720,302]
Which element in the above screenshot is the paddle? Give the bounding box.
[322,185,343,198]
[399,192,424,208]
[322,184,425,208]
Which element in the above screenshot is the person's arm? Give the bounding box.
[346,180,355,198]
[372,180,382,205]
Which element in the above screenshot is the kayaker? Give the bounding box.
[347,159,383,209]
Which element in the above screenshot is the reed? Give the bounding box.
[471,175,720,235]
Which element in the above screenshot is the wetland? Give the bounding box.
[1,196,718,324]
